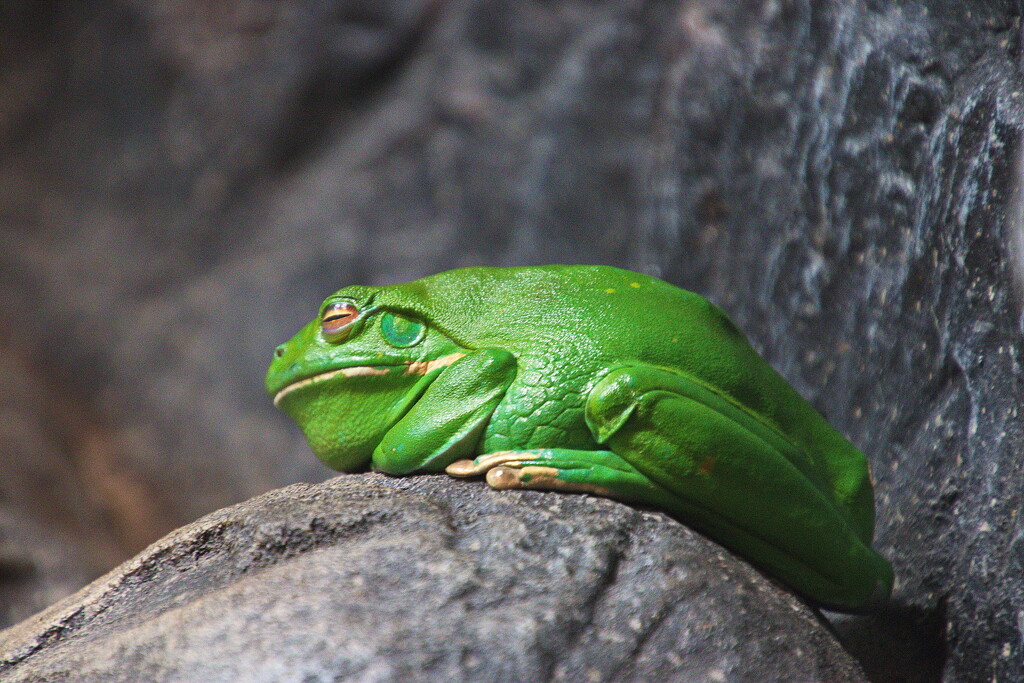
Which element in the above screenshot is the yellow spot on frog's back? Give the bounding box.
[630,281,641,288]
[604,288,616,294]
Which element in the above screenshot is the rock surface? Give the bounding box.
[0,474,866,682]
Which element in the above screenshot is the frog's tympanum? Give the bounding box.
[266,265,893,610]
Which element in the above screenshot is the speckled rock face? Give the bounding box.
[0,474,865,682]
[630,3,1024,681]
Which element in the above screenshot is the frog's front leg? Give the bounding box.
[371,349,516,475]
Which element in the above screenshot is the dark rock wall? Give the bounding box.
[1,0,1022,680]
[633,3,1024,680]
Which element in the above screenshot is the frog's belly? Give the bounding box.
[480,377,596,452]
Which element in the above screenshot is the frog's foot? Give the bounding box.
[447,450,604,494]
[446,451,529,478]
[446,448,674,503]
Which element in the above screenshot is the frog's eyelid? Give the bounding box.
[322,302,358,319]
[321,301,350,318]
[319,305,382,337]
[320,292,378,318]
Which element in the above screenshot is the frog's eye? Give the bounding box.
[380,312,425,348]
[321,302,359,340]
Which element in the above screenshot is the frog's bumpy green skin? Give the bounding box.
[265,265,894,611]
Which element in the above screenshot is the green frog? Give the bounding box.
[265,265,893,610]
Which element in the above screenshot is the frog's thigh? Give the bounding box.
[586,366,890,610]
[446,448,679,509]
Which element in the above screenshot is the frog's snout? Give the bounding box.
[274,344,287,358]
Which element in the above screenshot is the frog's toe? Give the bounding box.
[445,451,527,477]
[445,459,482,477]
[484,464,524,488]
[486,464,553,489]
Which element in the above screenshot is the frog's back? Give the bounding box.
[377,264,709,357]
[378,265,768,398]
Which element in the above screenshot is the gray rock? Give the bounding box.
[0,474,865,682]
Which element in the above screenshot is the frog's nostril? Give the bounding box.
[274,345,286,358]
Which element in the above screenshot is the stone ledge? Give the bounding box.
[0,473,864,682]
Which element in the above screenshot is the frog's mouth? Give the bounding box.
[272,352,465,408]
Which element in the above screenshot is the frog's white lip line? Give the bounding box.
[273,352,466,408]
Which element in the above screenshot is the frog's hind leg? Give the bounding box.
[581,365,893,612]
[446,448,679,509]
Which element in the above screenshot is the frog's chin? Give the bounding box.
[273,365,394,408]
[272,353,466,407]
[276,371,419,471]
[274,352,467,472]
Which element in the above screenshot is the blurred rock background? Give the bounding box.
[1,1,1022,680]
